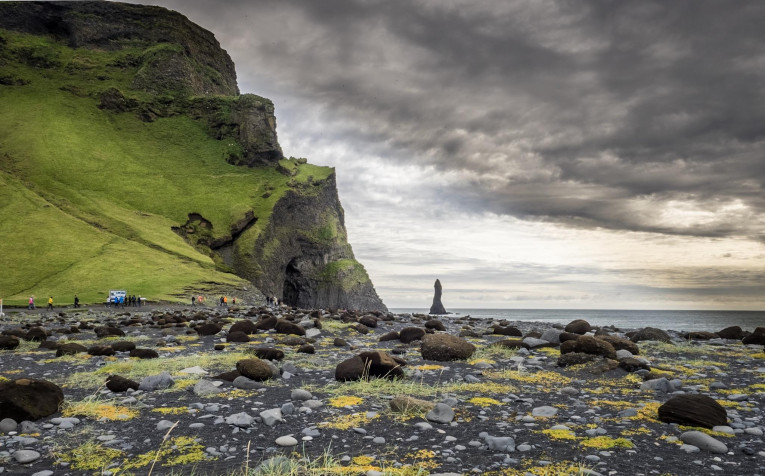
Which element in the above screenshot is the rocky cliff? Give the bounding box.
[0,1,386,311]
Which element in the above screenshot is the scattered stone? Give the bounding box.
[0,336,20,350]
[193,380,223,396]
[260,408,283,427]
[130,348,159,359]
[680,431,728,454]
[564,319,591,335]
[0,378,64,421]
[275,319,306,336]
[138,372,175,391]
[225,412,253,428]
[196,323,222,336]
[630,327,671,343]
[421,334,475,361]
[13,450,41,464]
[658,395,727,428]
[426,403,455,424]
[560,335,616,360]
[236,358,273,381]
[531,406,558,417]
[275,435,298,447]
[106,375,140,393]
[400,327,426,344]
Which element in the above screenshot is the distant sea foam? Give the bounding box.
[390,308,765,333]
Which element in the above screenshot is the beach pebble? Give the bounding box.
[275,435,298,447]
[139,372,174,391]
[426,403,455,424]
[259,409,283,427]
[373,437,386,444]
[225,412,253,428]
[531,406,557,417]
[414,422,433,431]
[156,420,175,431]
[193,380,223,396]
[0,418,17,433]
[31,471,54,476]
[13,450,40,464]
[680,431,728,454]
[560,387,579,395]
[291,389,313,401]
[232,376,263,390]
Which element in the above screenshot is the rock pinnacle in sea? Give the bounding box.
[429,279,447,315]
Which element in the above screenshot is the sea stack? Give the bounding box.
[429,279,447,315]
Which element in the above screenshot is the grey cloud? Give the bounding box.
[130,0,765,238]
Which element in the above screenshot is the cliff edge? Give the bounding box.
[0,1,386,311]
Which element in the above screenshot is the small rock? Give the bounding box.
[13,450,41,464]
[426,403,455,424]
[679,431,728,454]
[275,435,298,447]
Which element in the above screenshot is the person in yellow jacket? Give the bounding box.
[47,296,53,311]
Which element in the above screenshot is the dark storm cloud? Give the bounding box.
[132,0,765,238]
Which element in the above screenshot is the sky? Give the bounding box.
[125,0,765,310]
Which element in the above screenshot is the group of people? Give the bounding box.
[107,294,141,308]
[266,296,280,307]
[28,294,81,310]
[189,295,237,307]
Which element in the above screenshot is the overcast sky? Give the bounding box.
[126,0,765,310]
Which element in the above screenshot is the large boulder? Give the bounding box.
[0,336,20,350]
[55,343,88,357]
[421,334,475,361]
[658,394,727,429]
[425,319,446,331]
[716,326,743,340]
[95,326,125,338]
[253,348,285,361]
[111,341,136,352]
[254,315,277,331]
[229,320,259,335]
[0,378,64,421]
[25,327,48,342]
[274,319,306,336]
[334,351,406,381]
[630,327,671,343]
[560,335,617,360]
[378,331,400,342]
[564,319,591,335]
[742,327,765,345]
[400,327,426,344]
[87,345,115,356]
[557,352,600,367]
[236,358,273,381]
[130,348,159,359]
[492,325,522,337]
[680,331,719,341]
[596,335,640,355]
[358,316,378,328]
[496,339,530,350]
[226,331,250,343]
[196,322,222,336]
[106,375,140,393]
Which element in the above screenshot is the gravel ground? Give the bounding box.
[0,305,763,476]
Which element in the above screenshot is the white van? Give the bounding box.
[107,290,127,306]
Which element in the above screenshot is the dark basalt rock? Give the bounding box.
[358,316,378,328]
[560,335,617,360]
[333,337,348,347]
[564,319,591,335]
[742,327,765,345]
[421,334,475,361]
[95,326,125,338]
[681,331,719,340]
[618,357,650,372]
[297,344,315,354]
[0,336,19,350]
[559,332,581,343]
[658,394,727,428]
[492,325,522,337]
[596,335,640,355]
[717,326,744,340]
[253,348,284,361]
[429,279,447,315]
[400,327,426,344]
[226,331,250,343]
[212,370,241,382]
[25,326,48,342]
[335,351,405,381]
[111,341,136,352]
[0,378,63,421]
[2,329,27,339]
[425,319,446,331]
[106,374,139,393]
[196,323,222,336]
[130,348,159,359]
[229,320,259,335]
[88,345,115,356]
[236,358,273,381]
[630,327,672,343]
[274,319,305,336]
[557,352,600,367]
[55,342,87,357]
[255,316,277,331]
[379,331,400,342]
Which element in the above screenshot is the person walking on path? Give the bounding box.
[28,296,35,310]
[74,295,80,308]
[223,296,228,307]
[47,296,53,311]
[191,295,196,307]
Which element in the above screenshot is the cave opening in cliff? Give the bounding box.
[282,259,302,307]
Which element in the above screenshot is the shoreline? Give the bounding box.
[1,306,763,475]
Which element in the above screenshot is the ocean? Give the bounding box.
[390,308,765,333]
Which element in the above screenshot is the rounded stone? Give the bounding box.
[275,435,298,447]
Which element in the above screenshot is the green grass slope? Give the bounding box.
[0,29,332,306]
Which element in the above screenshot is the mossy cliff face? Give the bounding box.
[0,1,386,311]
[242,172,387,312]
